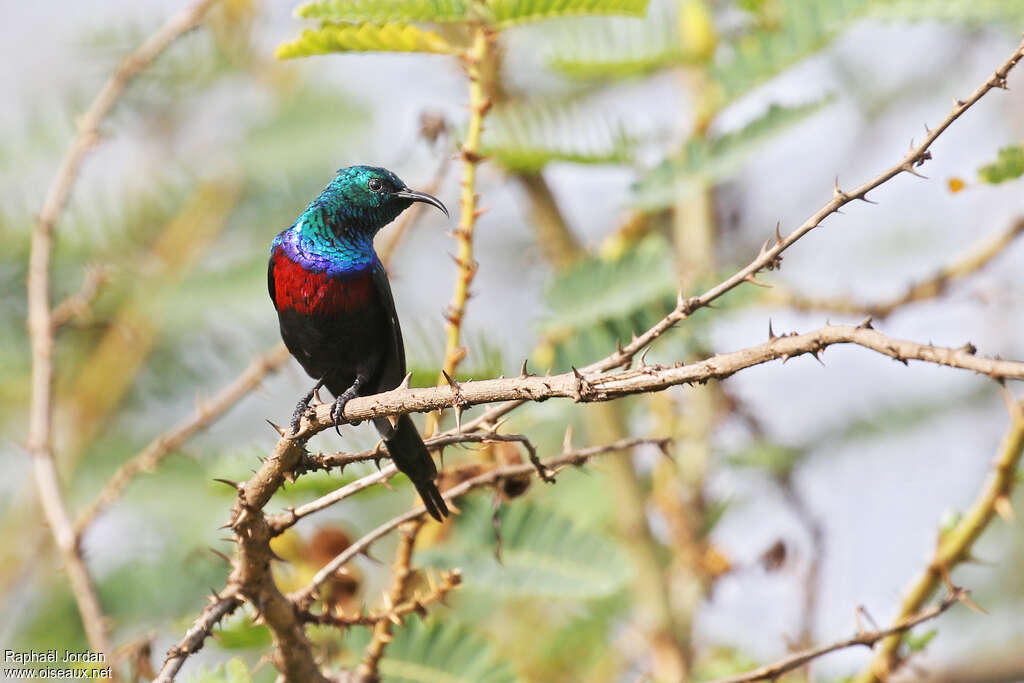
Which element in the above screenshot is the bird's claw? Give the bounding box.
[329,396,362,435]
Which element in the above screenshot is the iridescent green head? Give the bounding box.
[316,165,448,235]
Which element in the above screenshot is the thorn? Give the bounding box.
[833,175,846,199]
[212,478,242,492]
[775,221,783,245]
[312,387,324,405]
[744,273,772,288]
[208,548,232,564]
[903,164,929,179]
[266,419,286,437]
[562,425,574,454]
[858,316,874,329]
[812,349,826,367]
[994,494,1016,522]
[638,347,650,367]
[519,359,530,377]
[399,372,413,390]
[768,319,776,340]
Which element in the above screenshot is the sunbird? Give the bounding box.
[268,165,450,521]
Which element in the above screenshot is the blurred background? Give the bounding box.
[2,0,1024,681]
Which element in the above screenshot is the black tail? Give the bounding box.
[375,414,448,522]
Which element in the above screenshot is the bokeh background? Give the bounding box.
[2,1,1024,681]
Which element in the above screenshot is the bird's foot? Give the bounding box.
[290,380,325,435]
[329,395,363,435]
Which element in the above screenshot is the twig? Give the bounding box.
[709,589,966,683]
[51,264,111,329]
[153,590,242,683]
[356,519,425,682]
[290,323,1024,434]
[291,437,670,606]
[75,343,290,537]
[277,432,544,531]
[24,0,221,660]
[430,14,495,434]
[300,568,461,630]
[852,399,1024,683]
[769,217,1024,318]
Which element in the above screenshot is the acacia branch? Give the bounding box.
[709,590,966,683]
[153,590,242,683]
[431,12,496,435]
[288,322,1023,435]
[769,217,1024,318]
[24,0,220,659]
[852,398,1024,683]
[300,567,461,630]
[51,264,111,329]
[274,431,543,531]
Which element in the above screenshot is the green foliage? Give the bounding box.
[869,0,1024,24]
[537,234,678,371]
[186,658,255,683]
[488,0,649,28]
[978,145,1024,185]
[275,22,455,59]
[483,96,638,172]
[546,3,694,79]
[904,627,938,653]
[727,440,805,478]
[418,499,631,599]
[345,617,522,682]
[633,99,832,208]
[295,0,470,22]
[711,0,874,104]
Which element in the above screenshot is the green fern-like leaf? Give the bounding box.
[978,145,1024,184]
[547,3,693,80]
[633,98,831,209]
[418,500,631,599]
[489,0,649,28]
[295,0,470,22]
[869,0,1024,24]
[345,618,522,683]
[711,0,874,104]
[483,96,638,171]
[275,22,455,59]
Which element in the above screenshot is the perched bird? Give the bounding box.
[268,165,450,521]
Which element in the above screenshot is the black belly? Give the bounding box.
[277,306,390,397]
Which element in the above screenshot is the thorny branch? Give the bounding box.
[290,322,1024,433]
[431,9,496,434]
[709,589,967,683]
[51,264,111,329]
[300,567,461,630]
[24,0,221,660]
[769,217,1024,318]
[852,397,1024,683]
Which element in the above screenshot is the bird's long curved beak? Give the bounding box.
[394,188,449,218]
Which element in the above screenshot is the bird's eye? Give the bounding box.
[368,178,383,192]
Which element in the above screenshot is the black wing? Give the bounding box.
[370,262,407,392]
[268,252,278,311]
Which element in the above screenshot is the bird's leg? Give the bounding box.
[290,379,325,435]
[330,373,367,435]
